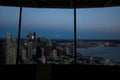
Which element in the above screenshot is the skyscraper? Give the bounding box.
[41,35,46,48]
[48,39,53,47]
[6,39,17,64]
[11,39,17,64]
[52,49,57,59]
[41,48,46,64]
[28,31,33,40]
[66,46,70,55]
[33,32,36,40]
[28,41,33,59]
[6,33,12,44]
[21,47,27,63]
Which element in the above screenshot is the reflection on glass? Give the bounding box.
[20,8,74,64]
[0,6,19,64]
[77,7,120,66]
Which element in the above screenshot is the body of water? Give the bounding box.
[77,46,120,62]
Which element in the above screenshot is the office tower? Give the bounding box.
[33,44,36,55]
[46,40,49,48]
[24,39,29,59]
[11,39,17,64]
[41,35,46,48]
[66,43,73,56]
[21,47,27,63]
[41,55,46,64]
[41,35,45,41]
[6,39,17,64]
[52,41,57,49]
[48,39,53,53]
[33,32,36,40]
[6,43,12,64]
[28,31,33,40]
[52,49,57,59]
[45,39,52,57]
[36,39,42,63]
[66,45,70,55]
[28,42,33,59]
[41,48,46,64]
[69,43,74,57]
[41,48,44,56]
[6,33,12,44]
[32,44,37,61]
[36,44,42,61]
[48,39,53,47]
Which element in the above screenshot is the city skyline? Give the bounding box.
[0,6,120,40]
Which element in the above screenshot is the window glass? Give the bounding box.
[20,8,74,64]
[0,6,19,64]
[77,7,120,65]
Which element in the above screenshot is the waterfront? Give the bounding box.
[77,46,120,62]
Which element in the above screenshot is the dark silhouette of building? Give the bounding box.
[33,32,36,41]
[0,40,5,64]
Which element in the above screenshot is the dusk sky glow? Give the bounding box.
[0,6,120,40]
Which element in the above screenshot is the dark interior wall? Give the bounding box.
[0,65,36,79]
[0,0,120,8]
[0,65,120,80]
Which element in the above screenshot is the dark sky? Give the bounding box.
[0,6,120,40]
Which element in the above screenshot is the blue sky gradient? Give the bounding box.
[77,6,120,40]
[0,6,120,40]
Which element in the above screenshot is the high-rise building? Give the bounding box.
[41,35,45,41]
[41,35,46,48]
[28,42,33,59]
[69,43,74,57]
[41,48,47,64]
[48,39,53,47]
[66,43,73,56]
[66,47,70,55]
[33,32,36,40]
[52,49,57,59]
[41,55,46,64]
[28,31,33,40]
[11,39,17,64]
[6,33,12,44]
[6,39,17,64]
[6,43,12,64]
[21,47,27,63]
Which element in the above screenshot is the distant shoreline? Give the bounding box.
[1,38,120,42]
